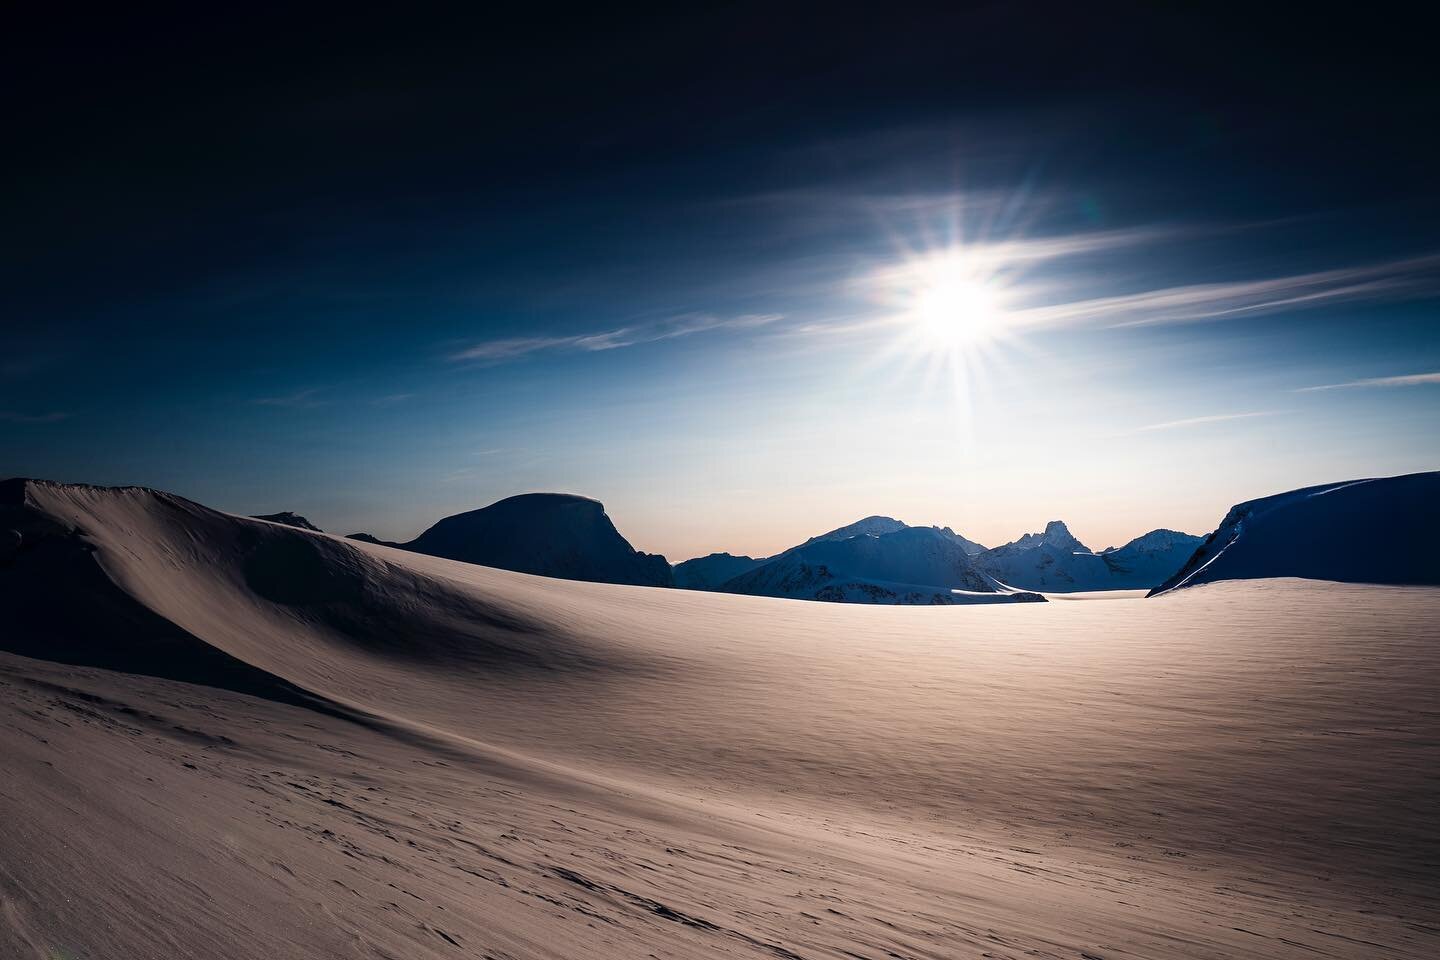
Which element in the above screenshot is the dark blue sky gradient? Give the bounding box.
[4,6,1438,557]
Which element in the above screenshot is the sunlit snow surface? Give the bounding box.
[2,481,1437,959]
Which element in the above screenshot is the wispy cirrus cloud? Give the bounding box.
[451,313,781,363]
[0,410,70,424]
[254,387,326,408]
[1295,371,1440,392]
[1130,411,1281,433]
[1006,252,1440,331]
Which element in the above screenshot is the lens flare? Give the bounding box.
[856,232,1037,443]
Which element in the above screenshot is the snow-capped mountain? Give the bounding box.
[795,515,985,555]
[675,515,993,602]
[1151,471,1440,594]
[368,493,673,587]
[682,512,1200,601]
[933,526,988,556]
[672,552,765,590]
[1099,529,1205,589]
[717,524,1039,604]
[781,526,998,592]
[720,550,1038,605]
[976,521,1201,592]
[975,521,1110,592]
[797,515,909,547]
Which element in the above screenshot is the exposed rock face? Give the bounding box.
[398,493,673,587]
[252,512,322,533]
[1151,472,1440,595]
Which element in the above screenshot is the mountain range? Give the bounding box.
[974,521,1204,593]
[201,470,1440,601]
[675,515,1201,601]
[717,523,1038,605]
[318,501,1201,602]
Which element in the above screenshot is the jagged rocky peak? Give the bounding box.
[977,520,1203,592]
[995,519,1089,555]
[1040,520,1085,550]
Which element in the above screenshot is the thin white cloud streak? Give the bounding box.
[1130,411,1280,433]
[1295,371,1440,392]
[448,225,1437,365]
[1005,252,1440,331]
[862,226,1193,286]
[254,387,326,408]
[755,250,1440,355]
[0,411,70,424]
[451,313,781,363]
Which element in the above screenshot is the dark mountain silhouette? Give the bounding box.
[252,511,322,532]
[376,493,672,587]
[672,552,765,590]
[1152,472,1440,594]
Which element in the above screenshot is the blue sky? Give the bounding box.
[4,9,1438,559]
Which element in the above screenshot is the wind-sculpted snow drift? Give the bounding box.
[1,479,631,707]
[1152,471,1440,594]
[3,478,1439,959]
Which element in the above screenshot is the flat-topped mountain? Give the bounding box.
[387,493,673,587]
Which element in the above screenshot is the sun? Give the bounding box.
[856,244,1029,433]
[892,252,1012,356]
[912,272,1005,350]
